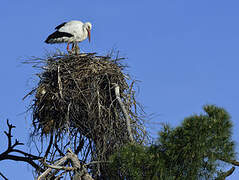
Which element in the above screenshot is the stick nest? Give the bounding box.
[25,51,147,177]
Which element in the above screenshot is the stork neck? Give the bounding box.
[82,24,88,36]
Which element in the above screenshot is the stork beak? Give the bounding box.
[87,29,91,43]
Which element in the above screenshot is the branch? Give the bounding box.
[38,148,94,180]
[0,120,44,173]
[85,161,110,166]
[41,158,74,171]
[4,120,17,150]
[37,155,68,180]
[0,172,8,180]
[220,158,239,166]
[215,166,235,180]
[112,83,134,142]
[67,149,94,180]
[44,133,54,158]
[215,158,239,179]
[54,135,65,157]
[58,65,63,99]
[75,137,84,155]
[2,154,42,172]
[10,149,41,160]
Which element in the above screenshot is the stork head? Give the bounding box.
[85,22,92,43]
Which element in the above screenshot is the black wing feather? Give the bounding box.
[55,22,67,30]
[45,31,73,43]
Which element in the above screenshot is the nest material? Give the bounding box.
[25,51,147,177]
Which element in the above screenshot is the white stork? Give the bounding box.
[45,20,92,53]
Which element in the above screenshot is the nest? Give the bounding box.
[25,51,147,177]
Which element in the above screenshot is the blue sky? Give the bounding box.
[0,0,239,179]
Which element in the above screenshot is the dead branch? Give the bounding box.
[37,155,68,180]
[38,148,94,180]
[0,172,8,180]
[0,120,43,174]
[41,158,74,171]
[112,83,134,142]
[57,65,63,99]
[44,133,54,158]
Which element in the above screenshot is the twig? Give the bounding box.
[54,136,65,157]
[44,133,54,158]
[4,119,16,149]
[58,65,63,99]
[75,137,84,155]
[55,171,67,180]
[0,171,8,180]
[66,102,72,133]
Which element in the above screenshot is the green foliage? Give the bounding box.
[108,105,235,180]
[158,105,235,179]
[108,144,163,179]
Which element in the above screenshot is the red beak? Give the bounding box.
[87,29,91,43]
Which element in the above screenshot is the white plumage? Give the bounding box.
[45,20,92,52]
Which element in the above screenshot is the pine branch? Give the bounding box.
[220,158,239,166]
[215,166,235,180]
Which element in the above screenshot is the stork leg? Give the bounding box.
[72,42,79,54]
[74,43,80,54]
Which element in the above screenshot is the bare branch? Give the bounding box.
[41,158,74,171]
[37,155,68,180]
[38,149,94,180]
[2,154,43,172]
[4,119,16,149]
[0,120,44,173]
[58,65,63,99]
[54,136,65,157]
[11,149,41,160]
[44,133,54,158]
[0,172,8,180]
[112,83,134,142]
[75,137,84,155]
